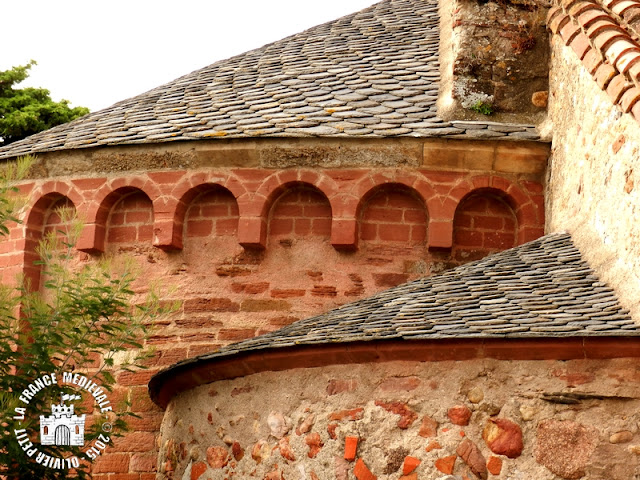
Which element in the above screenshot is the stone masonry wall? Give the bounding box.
[546,36,640,321]
[157,358,640,480]
[438,0,550,124]
[0,138,547,478]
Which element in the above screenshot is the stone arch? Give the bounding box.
[98,187,155,250]
[23,193,77,291]
[357,183,429,246]
[452,188,518,263]
[341,171,434,250]
[266,182,333,243]
[431,175,541,249]
[155,172,247,250]
[80,178,160,253]
[240,171,340,248]
[182,184,240,241]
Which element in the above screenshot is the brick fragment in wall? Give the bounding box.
[344,436,358,461]
[374,401,418,429]
[354,458,377,480]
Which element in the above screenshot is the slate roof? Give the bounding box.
[548,0,640,123]
[165,233,639,372]
[0,0,542,161]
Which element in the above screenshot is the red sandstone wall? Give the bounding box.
[0,167,544,478]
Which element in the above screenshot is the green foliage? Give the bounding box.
[0,157,176,479]
[0,61,89,147]
[469,100,494,115]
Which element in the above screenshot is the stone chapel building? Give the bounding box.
[2,0,640,478]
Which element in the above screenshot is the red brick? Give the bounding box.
[191,461,208,480]
[92,453,130,473]
[127,413,164,432]
[312,217,332,235]
[379,376,421,392]
[403,456,421,475]
[216,217,238,235]
[138,224,153,241]
[354,459,377,480]
[107,226,138,243]
[327,379,358,395]
[435,455,456,475]
[126,210,152,223]
[147,171,186,184]
[386,191,422,209]
[374,401,418,429]
[359,222,377,241]
[117,369,157,387]
[403,208,427,223]
[454,229,483,247]
[426,441,442,452]
[305,432,323,458]
[304,204,331,217]
[378,224,410,242]
[269,218,294,235]
[632,98,640,122]
[483,231,516,249]
[200,203,232,217]
[373,273,409,287]
[294,218,312,235]
[330,408,365,421]
[241,299,291,311]
[184,297,240,312]
[271,289,305,298]
[218,328,256,340]
[130,453,157,472]
[310,285,338,297]
[345,436,358,461]
[577,9,610,29]
[231,282,269,294]
[72,177,108,190]
[275,204,304,217]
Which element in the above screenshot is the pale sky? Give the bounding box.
[3,1,380,112]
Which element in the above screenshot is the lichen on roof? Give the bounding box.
[0,0,541,160]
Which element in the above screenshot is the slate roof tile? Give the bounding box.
[155,233,639,375]
[0,0,542,160]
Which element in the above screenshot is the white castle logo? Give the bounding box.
[39,394,85,447]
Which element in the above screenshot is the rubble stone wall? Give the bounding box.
[157,358,640,480]
[546,36,640,321]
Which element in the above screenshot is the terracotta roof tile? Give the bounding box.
[550,0,640,121]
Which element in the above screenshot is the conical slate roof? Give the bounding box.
[164,232,639,366]
[149,233,640,405]
[0,0,541,160]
